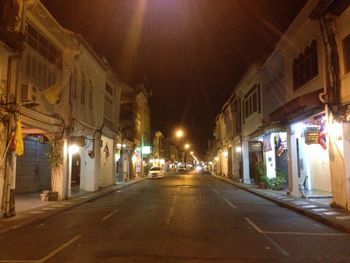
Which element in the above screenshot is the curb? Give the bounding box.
[0,177,147,235]
[211,174,350,233]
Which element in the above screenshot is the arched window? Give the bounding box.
[292,40,318,91]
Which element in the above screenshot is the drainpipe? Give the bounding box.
[318,14,341,116]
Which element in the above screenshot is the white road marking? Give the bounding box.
[166,196,178,226]
[37,235,81,263]
[245,217,263,233]
[245,217,348,236]
[223,198,236,209]
[213,189,219,194]
[0,236,81,263]
[101,209,119,221]
[245,217,290,257]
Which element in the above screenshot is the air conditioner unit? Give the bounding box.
[20,83,38,105]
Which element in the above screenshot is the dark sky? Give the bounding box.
[42,0,306,156]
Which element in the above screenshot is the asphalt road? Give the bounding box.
[1,172,350,263]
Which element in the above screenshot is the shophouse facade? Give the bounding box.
[210,0,350,210]
[0,0,122,217]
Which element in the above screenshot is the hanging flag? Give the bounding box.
[275,134,284,157]
[42,83,61,104]
[11,117,24,156]
[318,123,327,150]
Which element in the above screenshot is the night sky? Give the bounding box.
[42,0,306,156]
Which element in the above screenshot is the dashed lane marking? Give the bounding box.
[223,198,236,209]
[101,209,119,221]
[213,189,219,194]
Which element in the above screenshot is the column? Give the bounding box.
[242,140,250,183]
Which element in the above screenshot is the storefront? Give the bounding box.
[262,131,288,188]
[289,113,332,197]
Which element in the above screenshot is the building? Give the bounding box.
[0,0,122,217]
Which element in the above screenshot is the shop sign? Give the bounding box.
[249,142,262,152]
[142,146,151,154]
[305,129,319,145]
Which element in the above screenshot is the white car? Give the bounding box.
[148,166,165,179]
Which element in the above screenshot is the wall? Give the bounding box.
[99,136,115,186]
[261,50,286,120]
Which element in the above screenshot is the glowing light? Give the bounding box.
[184,143,190,149]
[214,157,219,161]
[68,144,79,155]
[328,120,343,141]
[175,129,184,138]
[223,151,228,157]
[190,151,194,155]
[236,146,242,153]
[132,155,137,163]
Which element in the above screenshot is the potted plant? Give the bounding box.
[46,136,63,201]
[256,162,269,189]
[270,169,286,190]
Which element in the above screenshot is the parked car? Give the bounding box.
[148,166,165,179]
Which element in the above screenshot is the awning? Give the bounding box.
[268,89,324,123]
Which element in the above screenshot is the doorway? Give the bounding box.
[71,154,81,188]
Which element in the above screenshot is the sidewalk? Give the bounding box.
[211,173,350,233]
[0,177,146,235]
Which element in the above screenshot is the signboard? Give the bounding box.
[305,130,319,145]
[249,142,262,152]
[141,146,151,154]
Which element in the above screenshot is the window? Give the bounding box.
[120,103,133,121]
[243,84,261,120]
[343,35,350,74]
[293,40,318,90]
[25,23,61,67]
[24,53,57,90]
[104,83,114,126]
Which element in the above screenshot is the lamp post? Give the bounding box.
[183,143,190,167]
[174,128,184,169]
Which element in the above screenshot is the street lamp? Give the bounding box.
[175,129,184,139]
[184,143,190,150]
